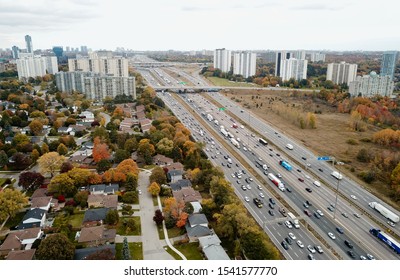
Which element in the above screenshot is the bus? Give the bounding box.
[259,138,268,146]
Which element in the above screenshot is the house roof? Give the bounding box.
[170,179,192,191]
[30,196,52,209]
[0,228,42,251]
[74,244,115,260]
[185,224,211,238]
[22,209,46,222]
[198,234,222,248]
[168,170,183,177]
[6,249,36,260]
[30,188,48,199]
[89,184,119,193]
[78,225,116,243]
[166,162,184,171]
[87,194,118,208]
[188,214,208,227]
[190,201,202,213]
[83,208,109,223]
[203,244,230,260]
[153,154,173,165]
[173,187,202,203]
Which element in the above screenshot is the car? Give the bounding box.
[306,163,311,167]
[138,190,142,195]
[305,175,310,179]
[242,170,246,174]
[307,245,316,254]
[241,185,247,191]
[327,206,334,212]
[246,184,252,190]
[244,196,250,202]
[350,195,357,200]
[269,198,276,204]
[366,254,375,260]
[297,169,302,172]
[388,221,396,227]
[336,227,344,234]
[314,212,321,219]
[305,188,312,193]
[298,178,304,182]
[308,254,315,260]
[276,173,282,178]
[281,241,289,250]
[258,157,263,161]
[269,203,275,209]
[354,213,361,218]
[313,181,321,187]
[304,209,311,216]
[303,202,309,208]
[344,240,353,249]
[231,174,236,178]
[316,210,324,216]
[288,232,296,240]
[285,237,293,245]
[221,162,225,166]
[236,180,241,184]
[251,133,255,137]
[236,163,239,167]
[314,245,324,254]
[279,207,287,217]
[286,187,292,193]
[269,153,273,157]
[305,200,312,206]
[348,250,356,259]
[360,255,367,260]
[297,240,304,248]
[285,221,293,229]
[276,153,280,157]
[257,185,262,190]
[328,232,336,240]
[243,147,247,151]
[248,177,253,182]
[268,210,275,216]
[342,212,349,218]
[259,193,265,198]
[318,168,323,172]
[302,156,307,160]
[237,174,242,179]
[227,164,231,168]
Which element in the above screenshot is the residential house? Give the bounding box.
[18,209,46,229]
[173,187,202,204]
[69,124,87,136]
[89,184,119,195]
[82,208,110,227]
[167,170,183,183]
[21,126,31,135]
[30,188,48,200]
[185,214,211,242]
[0,227,43,256]
[87,194,118,209]
[5,136,13,144]
[119,118,135,133]
[6,249,36,260]
[83,141,94,149]
[198,235,230,260]
[153,154,173,166]
[77,225,116,246]
[139,118,152,133]
[79,111,95,123]
[30,196,52,211]
[74,244,115,260]
[69,155,88,164]
[170,179,192,191]
[165,162,184,172]
[58,126,72,135]
[190,202,203,214]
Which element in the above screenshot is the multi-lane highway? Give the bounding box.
[158,92,335,260]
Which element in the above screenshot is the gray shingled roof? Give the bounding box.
[83,208,109,222]
[188,214,208,227]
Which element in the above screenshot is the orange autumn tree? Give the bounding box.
[163,197,188,228]
[93,137,110,163]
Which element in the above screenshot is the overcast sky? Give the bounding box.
[1,0,399,51]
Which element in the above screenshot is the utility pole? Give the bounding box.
[333,161,344,220]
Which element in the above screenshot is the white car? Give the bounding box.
[243,147,248,151]
[288,232,296,240]
[328,232,336,240]
[138,190,142,195]
[285,221,293,229]
[257,185,262,190]
[240,125,244,129]
[388,221,396,227]
[231,174,236,178]
[259,193,265,198]
[244,196,250,202]
[307,245,316,254]
[241,185,247,191]
[305,175,310,179]
[313,181,321,187]
[350,195,357,200]
[316,210,324,216]
[297,240,304,248]
[246,184,252,190]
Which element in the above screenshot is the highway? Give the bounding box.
[158,91,335,260]
[180,93,400,260]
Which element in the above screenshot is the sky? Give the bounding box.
[0,0,399,52]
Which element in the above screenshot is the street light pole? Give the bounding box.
[333,161,344,220]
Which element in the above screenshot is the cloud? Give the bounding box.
[291,4,344,11]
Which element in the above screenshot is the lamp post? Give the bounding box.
[333,161,344,220]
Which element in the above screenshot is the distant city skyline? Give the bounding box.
[0,0,399,51]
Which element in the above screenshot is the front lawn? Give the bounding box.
[116,217,141,235]
[68,213,84,228]
[4,211,26,229]
[166,227,185,238]
[115,242,143,260]
[174,242,203,260]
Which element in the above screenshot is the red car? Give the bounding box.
[304,209,312,216]
[298,178,304,182]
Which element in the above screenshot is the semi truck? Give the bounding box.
[267,173,285,191]
[369,202,400,223]
[220,128,228,137]
[227,132,234,138]
[369,228,400,254]
[230,138,240,149]
[331,171,343,180]
[207,114,213,122]
[279,160,292,171]
[287,212,300,228]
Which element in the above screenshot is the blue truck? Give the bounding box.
[279,160,292,171]
[370,228,400,254]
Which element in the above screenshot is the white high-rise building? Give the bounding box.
[233,52,257,78]
[349,72,394,97]
[214,48,232,73]
[275,51,292,76]
[309,52,326,62]
[84,76,136,100]
[280,58,308,81]
[292,50,306,60]
[326,61,357,85]
[55,71,94,93]
[16,56,58,80]
[68,55,129,77]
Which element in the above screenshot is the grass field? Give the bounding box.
[115,242,143,260]
[173,242,203,260]
[116,217,141,235]
[207,77,258,87]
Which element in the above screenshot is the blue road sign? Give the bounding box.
[317,156,331,161]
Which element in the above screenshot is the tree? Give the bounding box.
[36,233,75,260]
[114,149,130,163]
[85,248,115,260]
[92,137,111,163]
[31,149,40,162]
[11,152,32,169]
[149,166,167,185]
[153,209,164,226]
[357,148,371,163]
[29,119,43,136]
[41,143,49,154]
[137,139,155,164]
[147,182,161,196]
[105,209,119,225]
[67,167,92,187]
[0,189,29,222]
[122,237,131,260]
[48,173,76,196]
[0,150,9,167]
[97,159,112,173]
[60,161,74,173]
[123,173,138,192]
[124,138,138,153]
[37,152,65,177]
[240,230,280,260]
[57,143,68,155]
[74,191,89,208]
[156,137,174,155]
[122,191,136,204]
[123,218,137,234]
[19,172,44,191]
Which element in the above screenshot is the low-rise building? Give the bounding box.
[77,225,116,246]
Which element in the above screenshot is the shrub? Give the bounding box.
[346,139,358,145]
